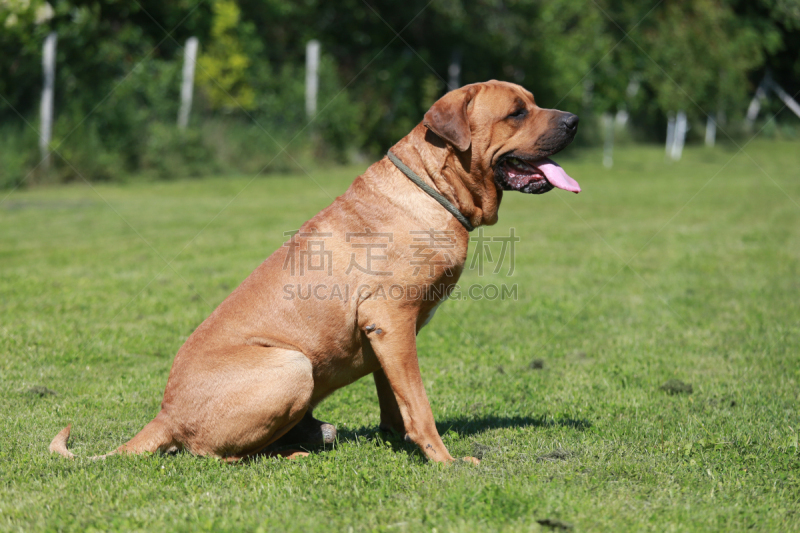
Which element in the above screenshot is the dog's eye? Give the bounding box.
[507,108,527,119]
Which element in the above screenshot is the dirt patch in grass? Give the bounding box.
[660,379,693,395]
[536,448,573,462]
[25,386,58,397]
[529,359,545,370]
[536,518,573,530]
[472,442,500,459]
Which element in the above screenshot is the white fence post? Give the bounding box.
[602,112,614,168]
[768,80,800,120]
[665,113,675,160]
[448,50,461,92]
[705,114,716,147]
[671,110,687,161]
[178,37,199,129]
[40,32,57,169]
[305,40,320,118]
[615,109,629,128]
[744,74,800,130]
[745,78,768,130]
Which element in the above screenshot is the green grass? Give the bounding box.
[1,139,799,532]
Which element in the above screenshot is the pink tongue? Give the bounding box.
[539,159,581,193]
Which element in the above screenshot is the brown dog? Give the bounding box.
[50,80,580,464]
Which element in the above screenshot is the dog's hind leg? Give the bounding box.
[51,347,316,461]
[373,368,406,437]
[165,346,316,460]
[117,412,177,455]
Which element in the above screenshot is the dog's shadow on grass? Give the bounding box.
[435,414,593,435]
[326,415,592,458]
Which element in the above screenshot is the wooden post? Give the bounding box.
[177,37,199,129]
[305,40,320,118]
[40,32,57,169]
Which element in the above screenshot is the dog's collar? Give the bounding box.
[386,150,474,232]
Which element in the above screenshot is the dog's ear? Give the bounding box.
[424,86,476,152]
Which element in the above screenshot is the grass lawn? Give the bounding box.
[1,139,799,532]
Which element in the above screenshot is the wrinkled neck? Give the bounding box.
[390,125,500,228]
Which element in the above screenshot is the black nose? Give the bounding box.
[560,113,579,133]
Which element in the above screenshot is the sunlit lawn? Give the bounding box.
[1,139,799,531]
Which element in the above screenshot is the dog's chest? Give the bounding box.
[309,341,379,402]
[419,296,447,330]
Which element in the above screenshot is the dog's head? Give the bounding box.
[423,80,580,201]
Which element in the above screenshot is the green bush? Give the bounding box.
[49,115,119,183]
[0,125,39,190]
[140,123,218,180]
[0,36,362,187]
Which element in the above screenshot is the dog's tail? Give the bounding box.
[49,424,78,458]
[49,415,176,460]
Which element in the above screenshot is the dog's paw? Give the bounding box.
[279,450,310,460]
[462,456,480,465]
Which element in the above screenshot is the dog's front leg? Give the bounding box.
[361,307,478,464]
